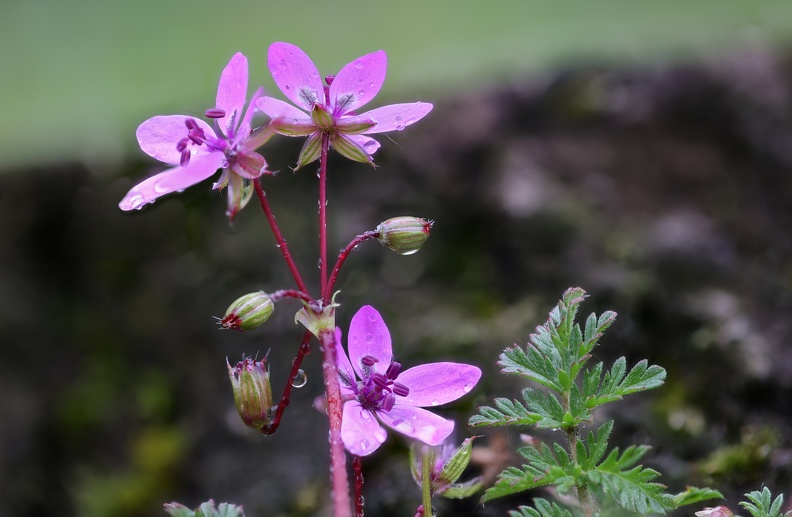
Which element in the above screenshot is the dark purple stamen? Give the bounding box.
[205,108,226,119]
[371,372,389,388]
[325,74,335,86]
[185,118,199,131]
[385,361,401,379]
[382,392,395,411]
[188,129,204,146]
[392,382,410,397]
[361,355,378,366]
[176,138,189,152]
[180,149,191,167]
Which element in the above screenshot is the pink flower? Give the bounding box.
[119,53,271,220]
[257,42,433,169]
[336,306,481,456]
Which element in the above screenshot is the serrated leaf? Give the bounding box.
[590,446,675,514]
[499,344,563,392]
[587,358,666,409]
[508,498,581,517]
[740,487,788,517]
[469,397,543,428]
[672,486,724,507]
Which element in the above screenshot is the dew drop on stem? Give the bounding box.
[292,369,308,388]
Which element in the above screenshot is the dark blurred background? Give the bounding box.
[3,1,792,516]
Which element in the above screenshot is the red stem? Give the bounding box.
[353,456,365,517]
[319,134,330,301]
[270,289,314,305]
[259,331,312,435]
[323,231,380,300]
[319,327,351,517]
[254,180,309,295]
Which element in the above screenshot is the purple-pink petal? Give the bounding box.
[118,152,225,211]
[397,363,481,407]
[238,86,265,140]
[348,305,393,378]
[268,42,325,112]
[329,50,387,115]
[215,52,249,139]
[136,116,215,164]
[346,134,381,156]
[257,96,311,121]
[341,401,389,456]
[359,102,434,134]
[378,405,455,446]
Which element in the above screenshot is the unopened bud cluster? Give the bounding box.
[377,217,433,255]
[227,357,274,431]
[220,291,274,331]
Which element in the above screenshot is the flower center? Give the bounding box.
[174,114,235,167]
[356,356,410,412]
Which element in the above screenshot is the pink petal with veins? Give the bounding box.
[347,305,392,378]
[257,96,311,120]
[397,363,481,407]
[360,102,434,134]
[268,42,325,111]
[118,152,225,211]
[215,52,249,138]
[341,401,389,456]
[237,86,264,140]
[378,405,455,446]
[329,50,387,115]
[136,116,215,164]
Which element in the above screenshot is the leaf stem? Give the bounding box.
[254,180,309,294]
[324,231,380,300]
[421,445,434,516]
[259,332,312,435]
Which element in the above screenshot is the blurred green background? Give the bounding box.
[3,1,792,516]
[3,0,792,169]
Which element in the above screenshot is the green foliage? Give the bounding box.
[508,498,582,517]
[671,486,725,508]
[740,487,791,517]
[472,288,721,515]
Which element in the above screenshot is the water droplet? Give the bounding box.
[431,399,440,406]
[360,410,371,420]
[292,369,308,388]
[367,313,377,322]
[359,439,370,450]
[463,383,473,393]
[365,334,373,343]
[266,405,278,422]
[411,413,418,420]
[317,258,322,269]
[358,89,365,97]
[153,180,171,194]
[395,116,402,122]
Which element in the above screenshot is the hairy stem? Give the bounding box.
[318,327,351,517]
[563,392,594,516]
[353,456,365,517]
[319,133,330,301]
[254,180,309,294]
[324,231,380,300]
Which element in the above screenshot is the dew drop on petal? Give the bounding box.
[360,410,371,420]
[292,369,308,388]
[153,180,171,194]
[365,334,373,343]
[359,439,370,451]
[463,383,473,393]
[431,399,440,406]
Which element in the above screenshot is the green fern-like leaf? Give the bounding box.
[482,444,573,502]
[672,486,724,507]
[469,397,542,428]
[508,498,582,517]
[588,446,675,514]
[585,358,666,409]
[740,487,790,517]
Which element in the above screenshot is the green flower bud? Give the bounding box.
[227,357,275,431]
[220,291,274,331]
[377,217,433,255]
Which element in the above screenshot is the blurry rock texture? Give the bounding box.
[2,48,792,516]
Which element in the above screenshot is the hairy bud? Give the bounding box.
[227,357,275,431]
[377,217,433,255]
